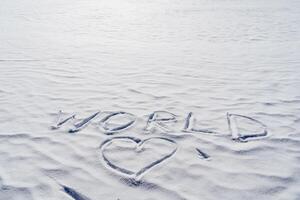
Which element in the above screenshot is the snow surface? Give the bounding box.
[0,0,300,199]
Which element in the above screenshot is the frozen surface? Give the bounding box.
[0,0,300,199]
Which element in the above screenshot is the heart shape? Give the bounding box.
[100,136,178,181]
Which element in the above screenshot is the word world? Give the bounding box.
[51,110,268,142]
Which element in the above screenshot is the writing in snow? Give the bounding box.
[51,110,268,142]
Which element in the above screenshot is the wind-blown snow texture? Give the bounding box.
[0,0,300,199]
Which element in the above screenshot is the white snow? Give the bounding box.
[0,0,300,199]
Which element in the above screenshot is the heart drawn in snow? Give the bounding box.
[100,136,178,181]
